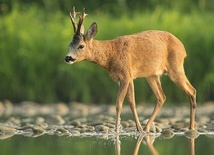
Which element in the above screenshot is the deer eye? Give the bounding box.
[78,45,85,50]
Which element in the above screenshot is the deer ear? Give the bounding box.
[86,22,97,40]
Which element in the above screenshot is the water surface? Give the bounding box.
[0,134,213,155]
[0,102,213,155]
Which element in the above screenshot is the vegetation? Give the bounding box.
[0,1,214,104]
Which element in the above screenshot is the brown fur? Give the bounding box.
[65,15,197,133]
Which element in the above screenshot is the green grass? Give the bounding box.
[0,4,214,104]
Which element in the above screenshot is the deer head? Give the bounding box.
[65,7,98,64]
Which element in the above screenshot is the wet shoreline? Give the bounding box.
[0,101,213,140]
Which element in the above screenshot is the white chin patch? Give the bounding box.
[67,61,75,64]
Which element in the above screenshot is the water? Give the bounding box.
[0,102,213,155]
[0,134,213,155]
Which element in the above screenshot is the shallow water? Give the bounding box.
[0,134,213,155]
[0,102,213,155]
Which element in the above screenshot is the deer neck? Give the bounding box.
[87,40,114,71]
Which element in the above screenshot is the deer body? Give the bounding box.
[65,8,197,133]
[87,31,185,80]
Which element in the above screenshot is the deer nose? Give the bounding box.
[65,56,71,62]
[65,56,76,62]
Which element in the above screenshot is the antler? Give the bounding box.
[70,6,80,33]
[76,8,88,34]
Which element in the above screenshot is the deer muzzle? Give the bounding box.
[65,56,76,63]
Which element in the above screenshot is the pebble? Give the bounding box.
[80,127,88,133]
[70,120,81,126]
[70,130,80,136]
[22,128,34,137]
[0,101,5,116]
[205,124,214,132]
[77,124,87,128]
[90,122,105,126]
[184,129,199,139]
[31,126,44,135]
[55,103,69,116]
[155,122,170,130]
[0,101,213,139]
[55,128,68,135]
[161,129,174,139]
[21,125,44,137]
[4,100,14,116]
[86,126,95,132]
[95,125,109,132]
[73,128,81,131]
[127,120,136,127]
[197,125,207,133]
[35,123,49,129]
[0,132,15,140]
[36,117,45,124]
[123,127,137,132]
[0,125,16,133]
[156,118,170,124]
[198,116,211,124]
[69,102,89,116]
[92,114,115,123]
[46,115,65,125]
[121,121,129,128]
[105,123,115,128]
[171,122,188,129]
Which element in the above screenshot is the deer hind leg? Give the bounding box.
[126,81,143,132]
[144,75,166,133]
[115,80,129,133]
[168,68,197,129]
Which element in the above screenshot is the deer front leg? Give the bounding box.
[127,81,143,132]
[115,80,129,133]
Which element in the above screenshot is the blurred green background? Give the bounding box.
[0,0,214,104]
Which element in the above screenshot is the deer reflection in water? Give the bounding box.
[190,138,195,155]
[115,134,159,155]
[115,134,196,155]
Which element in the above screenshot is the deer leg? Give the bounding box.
[168,70,197,129]
[127,81,143,132]
[115,80,129,133]
[144,75,166,132]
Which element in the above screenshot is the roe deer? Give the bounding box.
[65,7,197,133]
